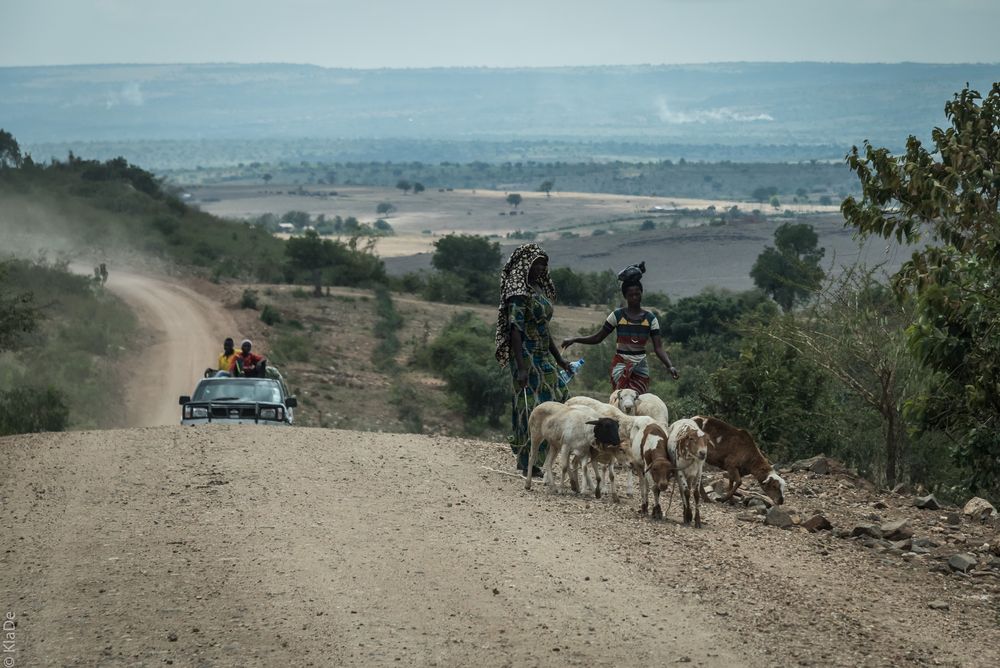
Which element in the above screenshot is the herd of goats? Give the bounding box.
[523,389,787,528]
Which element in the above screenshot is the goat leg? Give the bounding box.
[723,468,743,502]
[693,476,703,528]
[651,487,663,520]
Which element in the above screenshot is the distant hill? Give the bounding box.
[2,62,996,166]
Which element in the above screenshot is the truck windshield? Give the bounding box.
[193,379,283,404]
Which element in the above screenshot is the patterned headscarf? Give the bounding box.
[494,244,556,368]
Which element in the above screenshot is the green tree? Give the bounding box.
[373,219,394,235]
[769,195,781,209]
[262,173,272,184]
[752,186,778,203]
[539,180,554,197]
[0,129,23,168]
[376,202,395,216]
[549,267,588,306]
[412,182,425,194]
[506,193,523,208]
[431,234,502,303]
[396,179,412,194]
[750,222,825,312]
[640,219,656,231]
[285,230,336,296]
[842,82,1000,495]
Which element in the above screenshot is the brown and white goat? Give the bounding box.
[630,417,675,520]
[692,415,786,505]
[667,418,710,528]
[524,401,621,495]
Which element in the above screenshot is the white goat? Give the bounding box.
[524,401,621,496]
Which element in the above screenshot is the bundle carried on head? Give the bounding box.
[618,261,645,295]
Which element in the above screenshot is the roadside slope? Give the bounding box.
[2,425,997,667]
[105,271,237,426]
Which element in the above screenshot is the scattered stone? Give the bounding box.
[927,600,950,611]
[851,524,884,540]
[947,553,977,573]
[737,511,764,523]
[789,455,835,475]
[873,500,888,510]
[802,514,833,533]
[945,512,962,526]
[891,482,910,495]
[991,540,1000,558]
[881,519,913,541]
[764,507,794,529]
[167,632,178,642]
[911,537,939,550]
[988,557,1000,570]
[833,528,852,539]
[914,494,941,510]
[891,539,913,551]
[963,497,998,522]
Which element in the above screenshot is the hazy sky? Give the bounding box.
[2,0,999,68]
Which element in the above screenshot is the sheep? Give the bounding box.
[634,392,669,426]
[570,432,632,502]
[609,388,639,415]
[667,418,710,528]
[692,415,786,505]
[523,401,621,495]
[565,396,648,493]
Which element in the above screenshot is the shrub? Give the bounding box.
[240,289,259,309]
[0,387,69,435]
[260,304,282,326]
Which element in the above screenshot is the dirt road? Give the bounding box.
[2,426,998,667]
[105,271,238,426]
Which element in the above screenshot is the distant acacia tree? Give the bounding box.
[396,179,412,194]
[750,222,825,312]
[376,202,396,216]
[412,182,425,194]
[262,173,272,184]
[752,185,777,203]
[538,180,554,197]
[506,193,523,208]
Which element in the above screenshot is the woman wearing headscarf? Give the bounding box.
[495,244,572,476]
[560,265,678,394]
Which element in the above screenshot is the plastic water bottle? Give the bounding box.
[559,358,585,385]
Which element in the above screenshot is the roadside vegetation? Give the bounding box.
[410,84,1000,502]
[0,256,136,434]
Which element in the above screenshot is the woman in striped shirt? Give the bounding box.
[561,275,678,393]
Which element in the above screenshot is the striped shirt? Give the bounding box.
[603,308,661,354]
